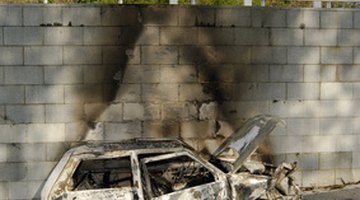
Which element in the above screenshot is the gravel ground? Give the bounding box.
[303,186,360,200]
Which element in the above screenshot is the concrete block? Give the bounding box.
[352,118,360,133]
[45,104,83,123]
[269,135,303,154]
[233,64,268,82]
[64,46,101,64]
[162,102,198,121]
[0,125,27,143]
[302,170,335,187]
[67,121,97,141]
[234,28,269,45]
[26,86,64,104]
[338,30,360,46]
[304,100,337,118]
[0,67,3,85]
[252,8,286,28]
[123,103,145,120]
[180,46,251,65]
[179,7,214,26]
[335,169,354,184]
[0,106,4,124]
[287,10,319,28]
[303,135,337,153]
[338,65,360,81]
[286,153,319,170]
[101,6,140,26]
[179,84,212,101]
[252,47,286,64]
[44,66,83,84]
[4,66,43,84]
[162,27,198,45]
[321,11,353,28]
[199,65,234,83]
[320,152,352,169]
[270,65,303,82]
[142,84,178,102]
[0,47,23,65]
[198,28,234,45]
[25,46,62,65]
[215,7,251,27]
[135,27,160,45]
[270,100,305,118]
[27,124,65,143]
[84,27,122,45]
[0,163,26,181]
[288,83,320,100]
[143,121,179,138]
[336,100,358,117]
[62,7,101,26]
[353,12,360,28]
[23,7,62,26]
[160,65,197,83]
[336,135,359,152]
[254,83,286,100]
[83,65,107,84]
[270,29,303,46]
[65,85,103,103]
[287,118,320,135]
[84,103,121,122]
[320,118,352,135]
[103,46,140,64]
[27,162,57,181]
[321,65,337,81]
[6,105,44,123]
[304,29,337,46]
[287,47,320,64]
[0,86,24,104]
[0,144,6,162]
[0,5,22,26]
[123,65,160,83]
[352,48,360,64]
[141,46,178,65]
[7,143,46,162]
[219,101,269,120]
[4,27,43,45]
[353,151,360,168]
[44,27,83,45]
[46,142,69,161]
[9,181,42,199]
[0,182,8,199]
[142,6,178,25]
[112,84,141,103]
[321,83,353,100]
[352,83,360,99]
[199,102,218,120]
[304,65,320,82]
[321,47,352,64]
[104,122,142,141]
[233,83,258,100]
[181,120,216,139]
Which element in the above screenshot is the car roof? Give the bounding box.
[72,138,192,154]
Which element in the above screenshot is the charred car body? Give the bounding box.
[41,115,302,200]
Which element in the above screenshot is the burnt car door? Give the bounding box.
[140,151,230,200]
[41,149,140,200]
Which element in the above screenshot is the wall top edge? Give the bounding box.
[0,3,358,11]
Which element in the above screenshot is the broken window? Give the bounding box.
[142,153,215,198]
[71,156,133,191]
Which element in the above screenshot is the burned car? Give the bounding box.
[41,115,301,200]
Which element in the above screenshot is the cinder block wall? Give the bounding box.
[0,4,360,199]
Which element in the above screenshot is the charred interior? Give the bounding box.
[143,155,215,197]
[72,157,133,190]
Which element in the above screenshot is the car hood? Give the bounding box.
[212,115,283,174]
